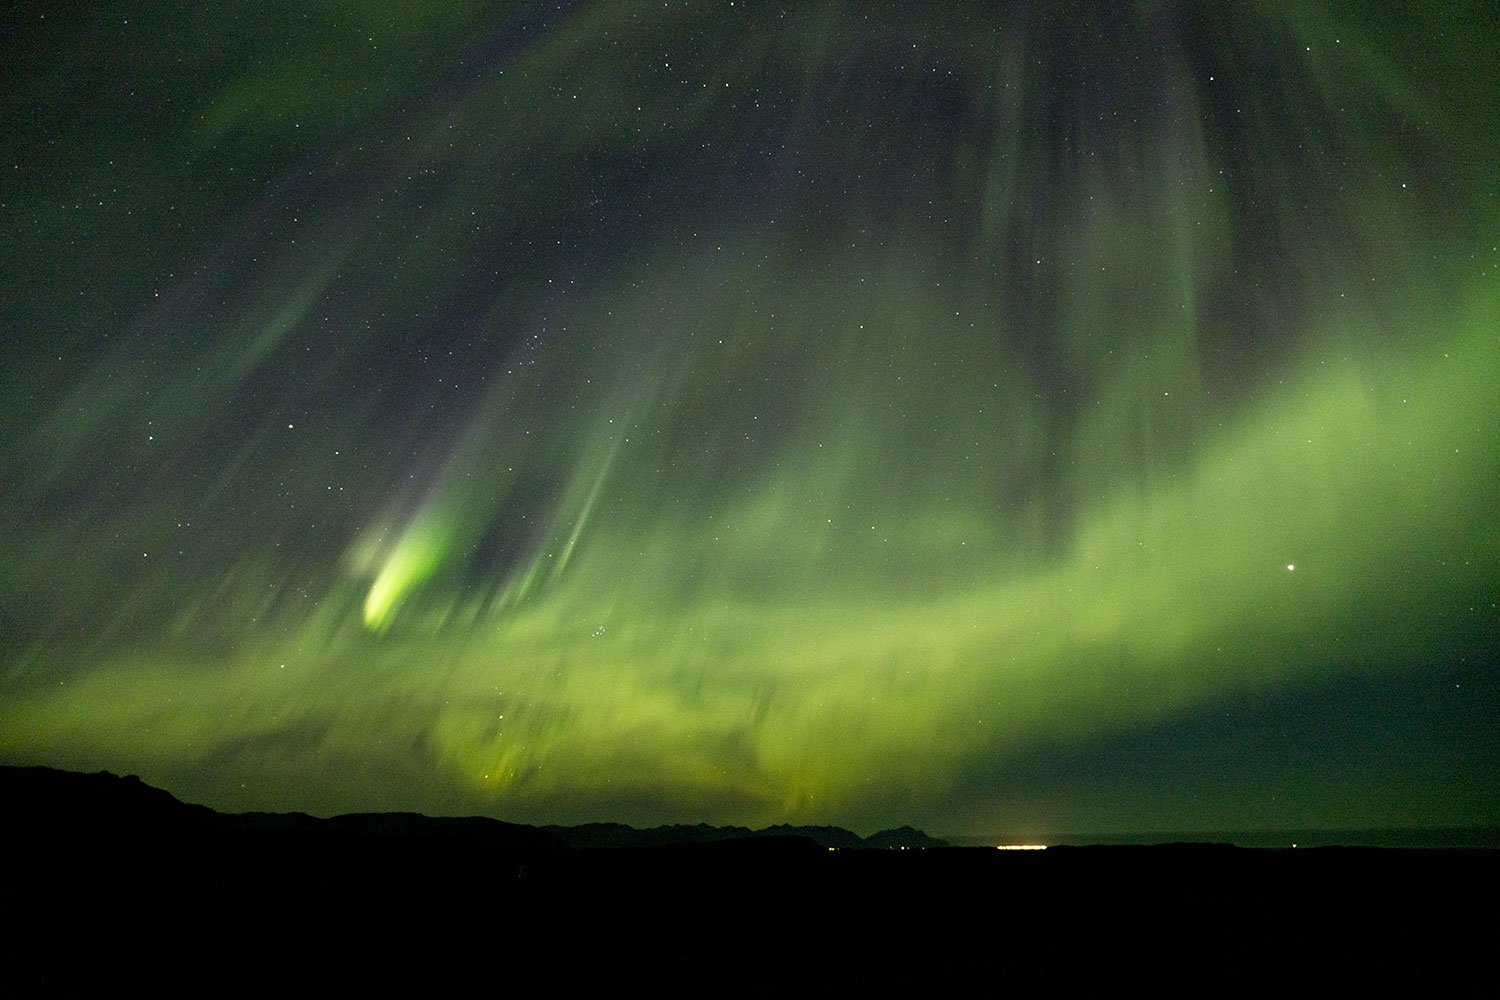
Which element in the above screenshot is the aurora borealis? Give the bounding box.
[3,2,1496,837]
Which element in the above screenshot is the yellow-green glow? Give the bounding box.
[3,2,1495,835]
[364,518,455,631]
[4,262,1493,826]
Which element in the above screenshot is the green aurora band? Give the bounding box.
[2,2,1496,833]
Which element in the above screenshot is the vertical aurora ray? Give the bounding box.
[1,2,1495,833]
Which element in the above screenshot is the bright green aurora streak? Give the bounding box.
[2,2,1496,835]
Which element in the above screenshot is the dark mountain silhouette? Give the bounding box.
[760,823,867,849]
[544,821,756,849]
[2,765,942,864]
[5,766,1495,969]
[862,825,949,850]
[5,763,215,829]
[543,819,936,850]
[4,762,1496,958]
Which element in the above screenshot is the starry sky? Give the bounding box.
[3,1,1497,837]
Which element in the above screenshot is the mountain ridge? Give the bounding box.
[1,764,946,854]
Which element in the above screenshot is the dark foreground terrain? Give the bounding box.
[6,764,1495,966]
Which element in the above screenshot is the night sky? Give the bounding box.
[3,1,1497,838]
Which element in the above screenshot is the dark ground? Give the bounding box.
[7,764,1495,974]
